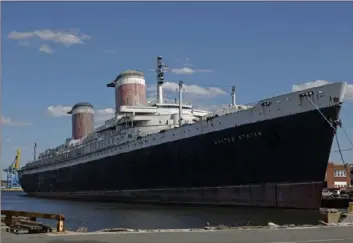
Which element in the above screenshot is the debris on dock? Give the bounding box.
[1,210,65,234]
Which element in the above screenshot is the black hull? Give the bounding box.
[19,106,341,209]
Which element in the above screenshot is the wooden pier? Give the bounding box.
[1,210,65,234]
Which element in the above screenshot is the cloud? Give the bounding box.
[39,44,54,54]
[292,80,330,92]
[292,80,353,100]
[170,67,213,75]
[47,105,72,117]
[47,105,115,122]
[8,29,91,47]
[104,50,116,54]
[0,116,31,126]
[95,108,115,122]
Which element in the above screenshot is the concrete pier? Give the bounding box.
[2,225,353,243]
[1,188,23,192]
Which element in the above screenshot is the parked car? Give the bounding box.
[322,189,333,197]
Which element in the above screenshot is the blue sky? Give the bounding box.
[1,2,353,177]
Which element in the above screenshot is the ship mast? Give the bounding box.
[33,142,37,161]
[231,86,236,106]
[178,80,183,127]
[156,56,167,104]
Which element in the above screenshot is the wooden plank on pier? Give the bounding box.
[1,210,65,233]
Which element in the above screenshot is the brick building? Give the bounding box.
[325,162,352,189]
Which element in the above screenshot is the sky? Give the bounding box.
[1,2,353,178]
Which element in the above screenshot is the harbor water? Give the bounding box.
[1,191,325,232]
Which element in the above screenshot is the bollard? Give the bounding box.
[348,202,353,213]
[57,219,64,232]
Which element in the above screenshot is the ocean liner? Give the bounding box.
[18,56,347,209]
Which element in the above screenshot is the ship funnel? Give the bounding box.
[107,70,147,113]
[67,102,94,140]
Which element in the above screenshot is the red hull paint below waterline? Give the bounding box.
[27,181,324,209]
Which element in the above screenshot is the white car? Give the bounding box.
[322,189,333,197]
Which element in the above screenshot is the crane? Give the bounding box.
[3,148,21,189]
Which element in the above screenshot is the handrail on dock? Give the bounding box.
[1,210,65,232]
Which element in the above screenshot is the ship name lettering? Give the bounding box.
[214,131,262,145]
[238,131,262,140]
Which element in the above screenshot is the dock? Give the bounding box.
[1,188,23,192]
[2,224,353,243]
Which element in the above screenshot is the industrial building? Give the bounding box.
[325,162,353,189]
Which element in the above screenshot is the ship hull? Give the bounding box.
[25,182,324,209]
[19,105,341,209]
